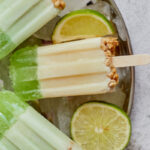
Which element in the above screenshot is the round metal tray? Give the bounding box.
[0,0,135,136]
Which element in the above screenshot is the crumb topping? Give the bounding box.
[52,0,65,10]
[68,141,75,150]
[100,37,119,88]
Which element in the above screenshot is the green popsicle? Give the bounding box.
[0,0,65,59]
[0,91,81,150]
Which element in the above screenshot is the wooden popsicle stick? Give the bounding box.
[112,54,150,68]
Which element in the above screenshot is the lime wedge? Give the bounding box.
[52,9,115,43]
[71,102,131,150]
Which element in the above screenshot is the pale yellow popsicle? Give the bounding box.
[10,37,119,101]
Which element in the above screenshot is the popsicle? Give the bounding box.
[10,37,119,101]
[0,0,65,59]
[0,91,81,150]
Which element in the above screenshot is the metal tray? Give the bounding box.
[0,0,135,136]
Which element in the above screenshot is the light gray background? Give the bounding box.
[114,0,150,149]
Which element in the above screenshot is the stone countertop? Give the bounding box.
[114,0,150,149]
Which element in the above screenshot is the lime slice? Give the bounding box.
[52,9,115,43]
[71,102,131,150]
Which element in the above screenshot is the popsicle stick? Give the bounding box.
[113,54,150,68]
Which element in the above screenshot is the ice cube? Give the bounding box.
[113,16,127,41]
[0,56,12,90]
[0,79,4,90]
[39,97,72,136]
[59,0,95,17]
[34,16,60,41]
[39,98,61,126]
[92,88,126,108]
[85,1,112,20]
[68,88,126,109]
[57,98,72,136]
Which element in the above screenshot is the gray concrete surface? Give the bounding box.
[115,0,150,149]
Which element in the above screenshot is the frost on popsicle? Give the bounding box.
[0,0,65,59]
[10,37,119,101]
[0,91,81,150]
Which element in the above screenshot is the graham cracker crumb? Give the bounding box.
[101,37,119,89]
[52,0,65,10]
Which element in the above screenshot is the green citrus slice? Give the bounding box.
[52,9,115,43]
[71,102,131,150]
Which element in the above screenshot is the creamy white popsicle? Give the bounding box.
[10,37,119,101]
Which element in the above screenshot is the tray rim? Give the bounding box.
[110,0,135,115]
